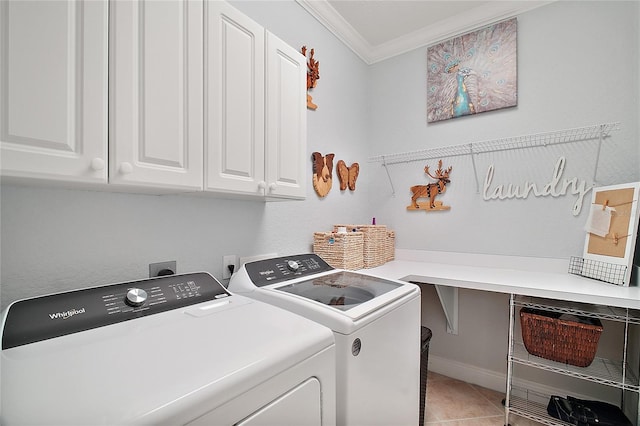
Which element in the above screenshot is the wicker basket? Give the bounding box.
[520,308,603,367]
[334,224,388,268]
[385,231,395,262]
[313,232,364,270]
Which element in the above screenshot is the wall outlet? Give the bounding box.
[222,255,238,279]
[149,260,176,277]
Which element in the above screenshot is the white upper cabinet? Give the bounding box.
[109,0,203,191]
[0,0,108,184]
[205,2,306,199]
[205,1,265,196]
[265,32,307,200]
[1,0,305,199]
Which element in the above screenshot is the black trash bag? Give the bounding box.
[547,395,632,426]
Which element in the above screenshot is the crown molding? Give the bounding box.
[296,0,555,65]
[296,0,373,63]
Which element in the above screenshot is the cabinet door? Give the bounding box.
[0,0,108,184]
[205,1,265,196]
[265,32,307,199]
[109,0,203,191]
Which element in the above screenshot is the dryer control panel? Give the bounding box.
[1,272,229,349]
[245,254,334,287]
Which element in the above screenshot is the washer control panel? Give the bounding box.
[2,272,229,349]
[245,254,334,287]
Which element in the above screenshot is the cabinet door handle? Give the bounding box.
[258,181,267,190]
[90,158,105,171]
[268,183,277,192]
[119,162,134,175]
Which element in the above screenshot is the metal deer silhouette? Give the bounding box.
[408,160,453,211]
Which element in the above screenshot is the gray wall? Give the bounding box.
[1,0,638,396]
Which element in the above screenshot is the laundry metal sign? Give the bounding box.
[483,156,592,216]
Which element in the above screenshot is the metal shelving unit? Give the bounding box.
[509,389,567,426]
[505,295,640,426]
[512,343,639,391]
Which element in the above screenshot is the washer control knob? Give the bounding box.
[125,288,148,307]
[286,260,300,272]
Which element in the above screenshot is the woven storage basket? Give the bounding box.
[385,231,395,262]
[334,225,387,268]
[520,308,603,367]
[313,232,364,270]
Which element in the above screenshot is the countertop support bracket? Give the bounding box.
[434,284,459,335]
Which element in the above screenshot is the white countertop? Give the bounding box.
[365,249,640,310]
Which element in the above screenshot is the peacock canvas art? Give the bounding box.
[427,18,517,123]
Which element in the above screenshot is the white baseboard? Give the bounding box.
[429,354,507,393]
[428,354,601,401]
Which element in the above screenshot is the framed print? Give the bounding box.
[427,18,517,123]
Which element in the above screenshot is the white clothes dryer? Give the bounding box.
[228,254,421,426]
[1,272,336,425]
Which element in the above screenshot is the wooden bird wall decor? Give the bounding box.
[301,46,319,110]
[312,152,334,197]
[407,160,453,212]
[337,160,359,191]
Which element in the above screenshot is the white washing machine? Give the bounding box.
[228,254,421,426]
[1,272,336,425]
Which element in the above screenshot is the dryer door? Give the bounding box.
[237,378,321,426]
[190,377,322,426]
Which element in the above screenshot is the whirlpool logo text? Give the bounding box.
[49,308,86,320]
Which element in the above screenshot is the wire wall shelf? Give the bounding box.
[368,122,620,165]
[368,122,621,195]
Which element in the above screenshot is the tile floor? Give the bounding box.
[424,371,543,426]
